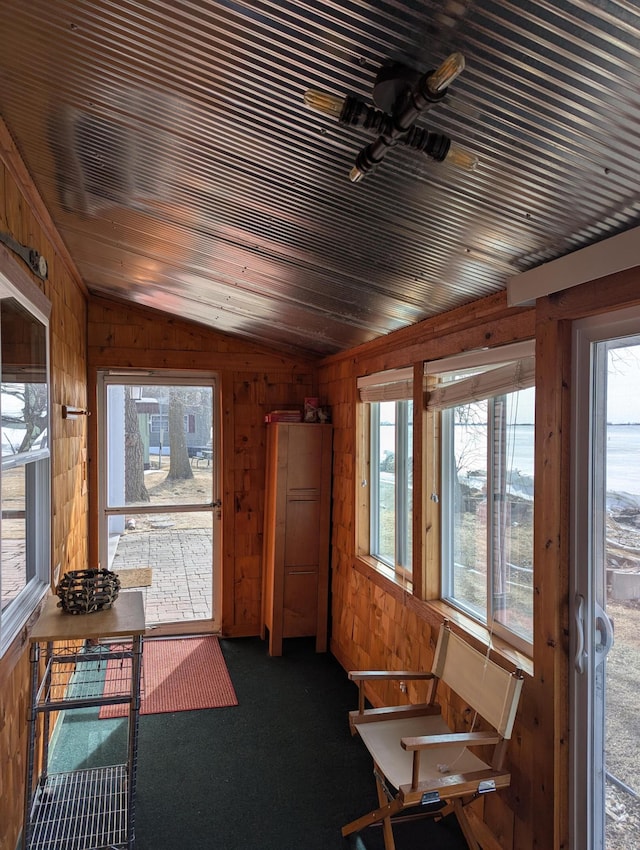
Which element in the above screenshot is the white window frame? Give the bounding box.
[426,342,535,653]
[358,368,413,582]
[0,260,51,657]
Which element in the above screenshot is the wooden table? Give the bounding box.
[30,591,145,642]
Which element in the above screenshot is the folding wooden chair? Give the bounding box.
[342,622,524,850]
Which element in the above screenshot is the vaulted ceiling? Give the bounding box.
[1,1,639,357]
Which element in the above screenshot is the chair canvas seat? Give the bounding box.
[356,714,490,791]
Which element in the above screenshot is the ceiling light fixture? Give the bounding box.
[304,52,478,182]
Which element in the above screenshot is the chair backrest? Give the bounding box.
[431,624,523,739]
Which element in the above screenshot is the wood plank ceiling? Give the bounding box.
[1,0,639,356]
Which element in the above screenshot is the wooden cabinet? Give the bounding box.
[261,423,332,656]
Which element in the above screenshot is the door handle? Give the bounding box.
[574,593,586,674]
[594,601,614,663]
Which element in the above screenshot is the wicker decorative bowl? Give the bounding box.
[56,568,121,615]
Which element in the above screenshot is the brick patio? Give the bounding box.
[109,528,213,628]
[1,529,213,628]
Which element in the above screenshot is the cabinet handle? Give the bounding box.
[288,569,316,575]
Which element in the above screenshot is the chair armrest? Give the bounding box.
[348,671,434,683]
[401,731,502,751]
[349,671,437,726]
[350,703,441,727]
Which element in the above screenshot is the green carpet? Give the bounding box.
[49,636,467,850]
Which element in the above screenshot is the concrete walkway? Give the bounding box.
[109,528,212,628]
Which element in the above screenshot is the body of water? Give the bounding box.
[604,425,640,497]
[379,423,640,498]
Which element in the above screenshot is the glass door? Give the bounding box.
[572,308,640,849]
[98,372,220,632]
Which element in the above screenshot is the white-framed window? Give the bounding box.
[426,341,535,650]
[358,368,413,581]
[0,263,51,656]
[149,414,169,433]
[149,413,193,434]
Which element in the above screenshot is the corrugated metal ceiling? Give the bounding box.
[1,0,639,356]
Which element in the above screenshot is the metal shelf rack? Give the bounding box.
[23,593,145,850]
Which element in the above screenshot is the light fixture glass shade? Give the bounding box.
[348,166,365,183]
[445,143,479,171]
[426,52,466,94]
[303,89,345,119]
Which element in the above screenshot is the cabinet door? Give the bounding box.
[283,569,318,636]
[285,426,325,492]
[283,497,319,635]
[284,497,320,567]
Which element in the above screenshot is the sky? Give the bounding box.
[607,344,640,424]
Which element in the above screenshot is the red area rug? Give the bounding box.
[99,636,238,718]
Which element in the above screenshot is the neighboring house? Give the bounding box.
[147,402,211,457]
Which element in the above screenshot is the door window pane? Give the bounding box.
[603,342,640,850]
[106,384,213,508]
[113,510,212,627]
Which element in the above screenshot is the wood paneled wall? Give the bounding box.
[1,120,88,850]
[86,296,317,635]
[318,278,640,849]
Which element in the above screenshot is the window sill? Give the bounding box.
[1,580,50,654]
[354,554,413,595]
[352,557,532,677]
